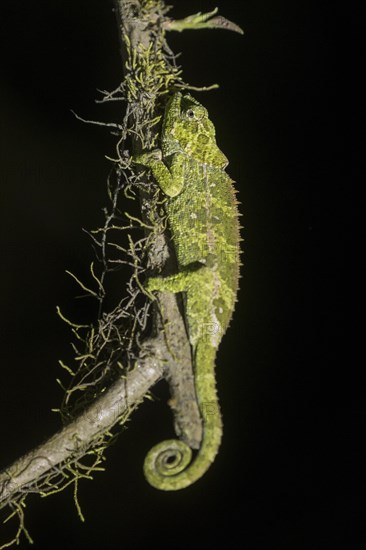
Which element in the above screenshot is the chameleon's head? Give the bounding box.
[163,92,229,169]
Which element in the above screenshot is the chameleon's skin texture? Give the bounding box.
[139,92,240,490]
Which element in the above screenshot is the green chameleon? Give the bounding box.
[136,92,240,490]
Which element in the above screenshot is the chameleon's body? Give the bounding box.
[139,92,240,490]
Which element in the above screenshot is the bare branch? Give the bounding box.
[164,7,244,35]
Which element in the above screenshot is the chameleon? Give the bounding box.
[136,92,240,490]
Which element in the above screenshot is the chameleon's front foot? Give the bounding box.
[133,145,183,197]
[133,149,162,167]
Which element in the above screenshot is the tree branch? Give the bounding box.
[0,0,195,520]
[1,0,241,545]
[0,340,163,507]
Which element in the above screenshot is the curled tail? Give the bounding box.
[143,344,222,490]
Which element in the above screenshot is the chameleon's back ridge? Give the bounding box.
[138,93,241,490]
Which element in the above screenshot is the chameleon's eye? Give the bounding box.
[185,109,195,119]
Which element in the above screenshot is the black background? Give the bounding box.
[0,1,335,548]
